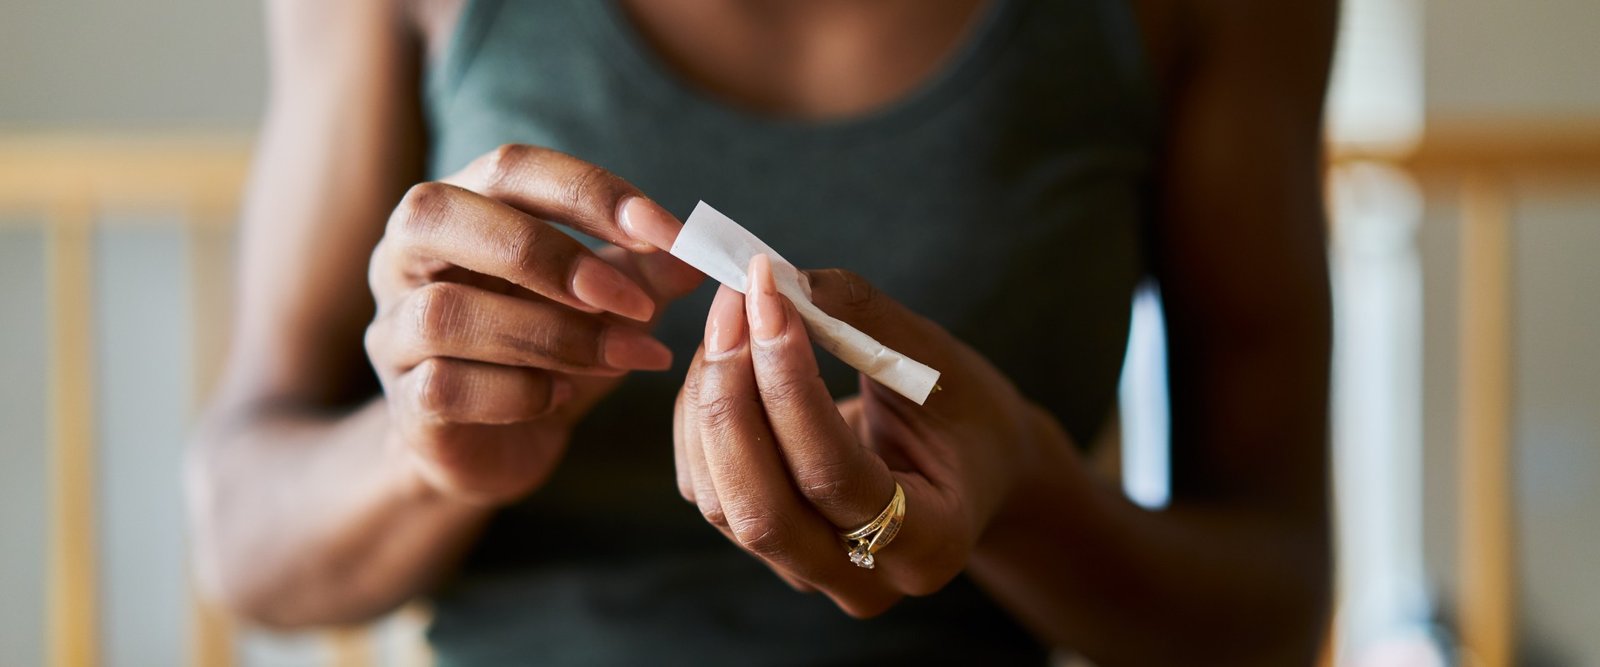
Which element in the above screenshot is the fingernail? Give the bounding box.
[747,254,786,344]
[603,326,674,370]
[572,255,655,321]
[619,196,682,251]
[705,285,745,357]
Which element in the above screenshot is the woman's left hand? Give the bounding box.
[674,255,1063,617]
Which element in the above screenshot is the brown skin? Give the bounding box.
[188,0,1335,664]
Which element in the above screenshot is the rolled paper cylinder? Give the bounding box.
[671,201,941,404]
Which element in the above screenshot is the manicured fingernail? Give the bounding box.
[747,254,785,344]
[619,196,682,251]
[705,285,745,357]
[572,255,655,321]
[603,326,674,370]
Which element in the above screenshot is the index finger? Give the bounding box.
[441,144,682,252]
[380,183,657,321]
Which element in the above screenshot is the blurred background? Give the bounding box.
[1,0,1596,665]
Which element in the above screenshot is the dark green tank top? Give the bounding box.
[421,0,1158,663]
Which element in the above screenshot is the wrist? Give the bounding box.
[381,429,506,512]
[981,404,1082,549]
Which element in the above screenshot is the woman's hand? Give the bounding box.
[674,255,1059,617]
[366,144,703,504]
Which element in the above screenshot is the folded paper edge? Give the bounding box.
[672,201,941,405]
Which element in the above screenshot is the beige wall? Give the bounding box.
[0,0,263,128]
[1426,0,1600,117]
[1420,0,1600,664]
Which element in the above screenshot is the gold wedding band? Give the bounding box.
[839,482,905,569]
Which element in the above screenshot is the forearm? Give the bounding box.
[967,412,1330,666]
[186,398,492,628]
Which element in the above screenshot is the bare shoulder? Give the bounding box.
[1129,0,1336,100]
[1185,0,1337,85]
[261,0,418,67]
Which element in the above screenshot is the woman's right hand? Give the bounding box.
[364,145,701,505]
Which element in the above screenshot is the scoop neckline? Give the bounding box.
[580,0,1023,141]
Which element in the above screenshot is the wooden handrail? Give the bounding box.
[1332,117,1600,175]
[0,133,251,217]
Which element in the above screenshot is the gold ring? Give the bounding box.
[839,482,904,569]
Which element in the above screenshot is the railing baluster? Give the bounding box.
[186,198,237,667]
[395,603,434,667]
[329,627,373,667]
[1458,172,1515,667]
[45,198,99,667]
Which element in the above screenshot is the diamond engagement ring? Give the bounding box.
[839,482,905,569]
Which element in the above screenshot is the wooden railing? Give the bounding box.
[1338,118,1600,667]
[2,122,1596,666]
[0,133,249,667]
[0,132,427,667]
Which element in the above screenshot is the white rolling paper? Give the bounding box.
[670,201,941,405]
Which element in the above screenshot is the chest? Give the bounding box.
[611,0,990,120]
[419,0,991,120]
[415,0,1181,107]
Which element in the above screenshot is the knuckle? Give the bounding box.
[793,461,866,511]
[391,181,453,237]
[698,497,728,529]
[696,393,747,434]
[502,222,549,279]
[757,372,814,408]
[672,387,689,437]
[821,269,878,308]
[557,161,622,214]
[362,321,387,365]
[727,510,789,557]
[480,143,535,191]
[409,282,470,346]
[840,270,876,305]
[807,268,887,324]
[680,364,704,405]
[366,241,391,295]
